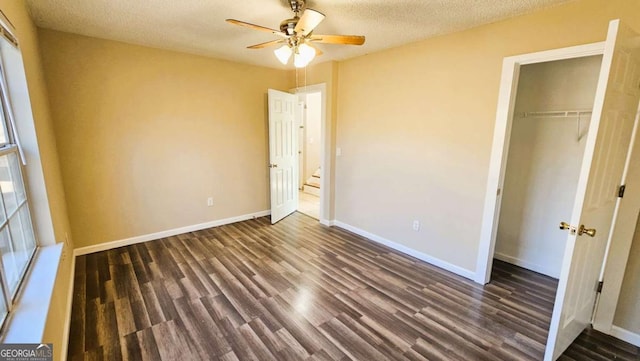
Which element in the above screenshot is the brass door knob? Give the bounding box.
[578,225,596,237]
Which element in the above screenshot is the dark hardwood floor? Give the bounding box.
[67,212,640,360]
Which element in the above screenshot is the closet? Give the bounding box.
[494,55,603,278]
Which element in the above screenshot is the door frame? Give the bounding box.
[474,42,606,285]
[297,100,306,190]
[290,83,329,225]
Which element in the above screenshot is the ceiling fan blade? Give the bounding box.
[306,42,324,56]
[309,34,365,45]
[226,19,287,37]
[247,39,286,49]
[294,9,325,36]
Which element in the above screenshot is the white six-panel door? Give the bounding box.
[268,89,299,224]
[545,19,640,360]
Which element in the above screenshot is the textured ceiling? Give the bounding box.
[26,0,571,69]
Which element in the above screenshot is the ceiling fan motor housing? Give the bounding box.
[280,18,299,35]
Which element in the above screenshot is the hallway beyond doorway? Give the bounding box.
[298,191,319,220]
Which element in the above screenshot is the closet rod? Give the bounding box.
[517,110,592,118]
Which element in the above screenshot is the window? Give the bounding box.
[0,27,37,328]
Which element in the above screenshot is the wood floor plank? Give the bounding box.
[237,323,279,361]
[201,294,245,329]
[136,327,162,361]
[67,213,640,360]
[319,317,390,361]
[218,317,261,361]
[172,296,231,359]
[151,320,197,361]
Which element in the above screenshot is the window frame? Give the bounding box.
[0,27,39,332]
[0,147,37,297]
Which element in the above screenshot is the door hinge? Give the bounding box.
[618,184,626,198]
[596,281,604,293]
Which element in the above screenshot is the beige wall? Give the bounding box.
[0,1,73,360]
[333,0,640,273]
[38,30,290,249]
[0,1,71,246]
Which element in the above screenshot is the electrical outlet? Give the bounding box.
[207,197,214,207]
[412,220,420,231]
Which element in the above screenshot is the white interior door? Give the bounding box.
[545,19,640,360]
[268,89,299,224]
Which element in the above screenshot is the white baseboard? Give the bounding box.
[610,326,640,347]
[320,219,336,227]
[494,252,559,279]
[73,210,271,256]
[332,221,475,280]
[61,251,76,361]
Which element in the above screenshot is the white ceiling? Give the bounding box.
[26,0,571,69]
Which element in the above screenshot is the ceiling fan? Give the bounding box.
[226,0,365,68]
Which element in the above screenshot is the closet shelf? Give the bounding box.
[517,110,593,118]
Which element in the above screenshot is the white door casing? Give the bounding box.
[297,98,306,190]
[545,20,640,360]
[268,89,299,224]
[475,41,606,285]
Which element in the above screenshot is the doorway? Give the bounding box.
[268,84,328,224]
[293,85,326,221]
[494,55,602,279]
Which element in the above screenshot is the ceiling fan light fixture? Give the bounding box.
[293,43,316,67]
[293,52,308,68]
[227,0,365,68]
[274,45,293,64]
[298,43,316,63]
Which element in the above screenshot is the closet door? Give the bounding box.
[544,19,640,360]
